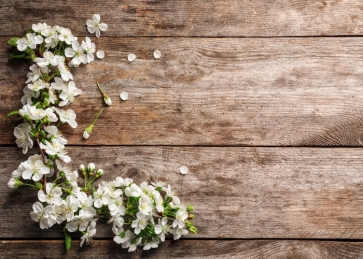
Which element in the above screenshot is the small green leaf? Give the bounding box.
[9,51,27,59]
[7,110,19,118]
[64,232,72,252]
[7,38,19,47]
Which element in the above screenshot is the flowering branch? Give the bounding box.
[6,17,197,253]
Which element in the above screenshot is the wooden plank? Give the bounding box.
[1,0,363,37]
[2,37,363,146]
[2,146,363,239]
[2,240,363,259]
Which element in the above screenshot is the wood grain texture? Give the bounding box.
[2,37,363,146]
[2,240,363,259]
[2,146,363,239]
[1,0,363,37]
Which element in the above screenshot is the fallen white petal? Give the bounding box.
[153,50,161,59]
[96,50,105,59]
[127,54,136,62]
[179,166,188,175]
[120,92,128,101]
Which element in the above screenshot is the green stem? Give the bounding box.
[96,82,104,94]
[22,183,37,188]
[52,176,62,184]
[84,172,88,190]
[91,109,104,126]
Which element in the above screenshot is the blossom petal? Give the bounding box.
[87,26,96,34]
[99,23,108,32]
[96,50,105,59]
[32,201,43,213]
[93,14,101,23]
[120,92,128,101]
[86,20,95,27]
[127,54,136,62]
[113,236,122,244]
[153,50,161,59]
[65,48,75,58]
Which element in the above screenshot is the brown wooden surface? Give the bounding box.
[1,0,363,258]
[2,37,363,146]
[2,147,363,239]
[1,0,363,37]
[2,240,363,259]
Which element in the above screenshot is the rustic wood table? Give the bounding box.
[2,0,363,258]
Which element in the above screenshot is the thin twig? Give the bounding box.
[36,137,47,191]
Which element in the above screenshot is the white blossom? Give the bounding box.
[77,192,97,217]
[138,195,153,215]
[25,64,42,83]
[30,201,57,229]
[87,14,108,38]
[125,183,142,197]
[27,79,49,92]
[21,86,39,105]
[80,220,97,247]
[14,122,33,154]
[54,108,77,128]
[44,125,68,145]
[172,207,188,229]
[58,61,73,81]
[22,154,50,181]
[131,212,150,234]
[62,195,80,222]
[58,27,75,45]
[65,41,87,67]
[59,81,82,106]
[32,23,48,33]
[81,37,96,63]
[38,183,63,206]
[93,185,111,208]
[34,51,59,67]
[39,138,71,163]
[170,227,189,240]
[66,215,93,232]
[154,217,170,242]
[143,241,159,250]
[16,33,43,51]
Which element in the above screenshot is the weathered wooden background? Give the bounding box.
[2,0,363,258]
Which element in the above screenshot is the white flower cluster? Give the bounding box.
[10,161,196,250]
[10,22,105,157]
[7,17,196,252]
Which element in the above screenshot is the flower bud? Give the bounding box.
[59,171,66,177]
[83,125,93,139]
[83,109,103,140]
[79,164,86,176]
[35,182,43,190]
[95,168,103,178]
[185,220,197,233]
[188,225,197,234]
[96,82,112,106]
[188,214,195,220]
[79,164,86,172]
[7,178,23,189]
[42,98,50,107]
[88,163,95,173]
[186,205,194,212]
[104,95,112,106]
